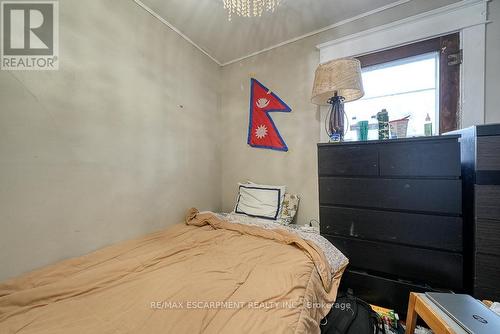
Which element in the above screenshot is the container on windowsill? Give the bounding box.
[389,116,410,139]
[377,109,390,140]
[369,115,379,140]
[349,116,380,141]
[424,113,433,136]
[357,121,369,141]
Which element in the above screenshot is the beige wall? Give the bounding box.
[486,0,500,123]
[221,44,320,225]
[220,0,466,224]
[2,0,499,281]
[0,0,221,281]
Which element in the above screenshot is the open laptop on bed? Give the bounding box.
[426,292,500,334]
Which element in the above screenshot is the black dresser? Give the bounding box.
[318,135,464,315]
[453,124,500,301]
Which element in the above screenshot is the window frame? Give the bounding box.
[356,33,460,134]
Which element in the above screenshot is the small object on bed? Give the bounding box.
[299,224,319,234]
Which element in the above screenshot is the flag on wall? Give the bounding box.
[247,78,291,151]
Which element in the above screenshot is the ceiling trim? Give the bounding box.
[221,0,411,66]
[134,0,411,67]
[133,0,222,66]
[316,0,489,52]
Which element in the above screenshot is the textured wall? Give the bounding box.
[0,0,221,281]
[220,0,460,225]
[1,0,498,281]
[486,0,500,123]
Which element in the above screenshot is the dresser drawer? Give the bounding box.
[319,177,462,214]
[326,236,463,290]
[474,246,500,301]
[340,269,439,316]
[379,139,460,177]
[475,185,500,220]
[475,253,500,291]
[476,219,500,256]
[474,285,500,301]
[320,206,463,252]
[477,136,500,171]
[318,145,378,176]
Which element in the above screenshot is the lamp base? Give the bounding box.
[327,95,346,142]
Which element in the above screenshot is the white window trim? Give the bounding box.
[317,0,489,142]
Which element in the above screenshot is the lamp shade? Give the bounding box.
[311,58,364,106]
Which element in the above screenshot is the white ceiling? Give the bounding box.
[138,0,409,65]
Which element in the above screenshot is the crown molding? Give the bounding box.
[133,0,222,66]
[317,0,490,52]
[133,0,412,67]
[221,0,411,66]
[317,0,489,63]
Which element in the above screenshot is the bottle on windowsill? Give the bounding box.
[424,113,433,136]
[377,109,389,140]
[369,115,378,141]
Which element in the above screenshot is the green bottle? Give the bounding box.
[424,113,433,136]
[377,109,389,140]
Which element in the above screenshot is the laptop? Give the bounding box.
[426,292,500,334]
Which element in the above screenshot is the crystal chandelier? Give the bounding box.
[223,0,281,20]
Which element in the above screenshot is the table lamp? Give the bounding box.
[311,58,365,142]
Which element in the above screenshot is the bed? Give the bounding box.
[0,209,348,333]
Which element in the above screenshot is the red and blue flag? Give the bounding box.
[247,78,291,151]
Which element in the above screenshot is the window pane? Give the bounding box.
[345,52,439,141]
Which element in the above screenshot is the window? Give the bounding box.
[344,33,460,141]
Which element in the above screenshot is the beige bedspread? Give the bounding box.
[0,209,346,333]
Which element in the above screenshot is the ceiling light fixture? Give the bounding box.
[223,0,281,20]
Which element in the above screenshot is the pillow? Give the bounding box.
[243,181,287,218]
[234,183,286,220]
[280,193,300,225]
[245,181,299,225]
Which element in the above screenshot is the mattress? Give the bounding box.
[0,209,348,334]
